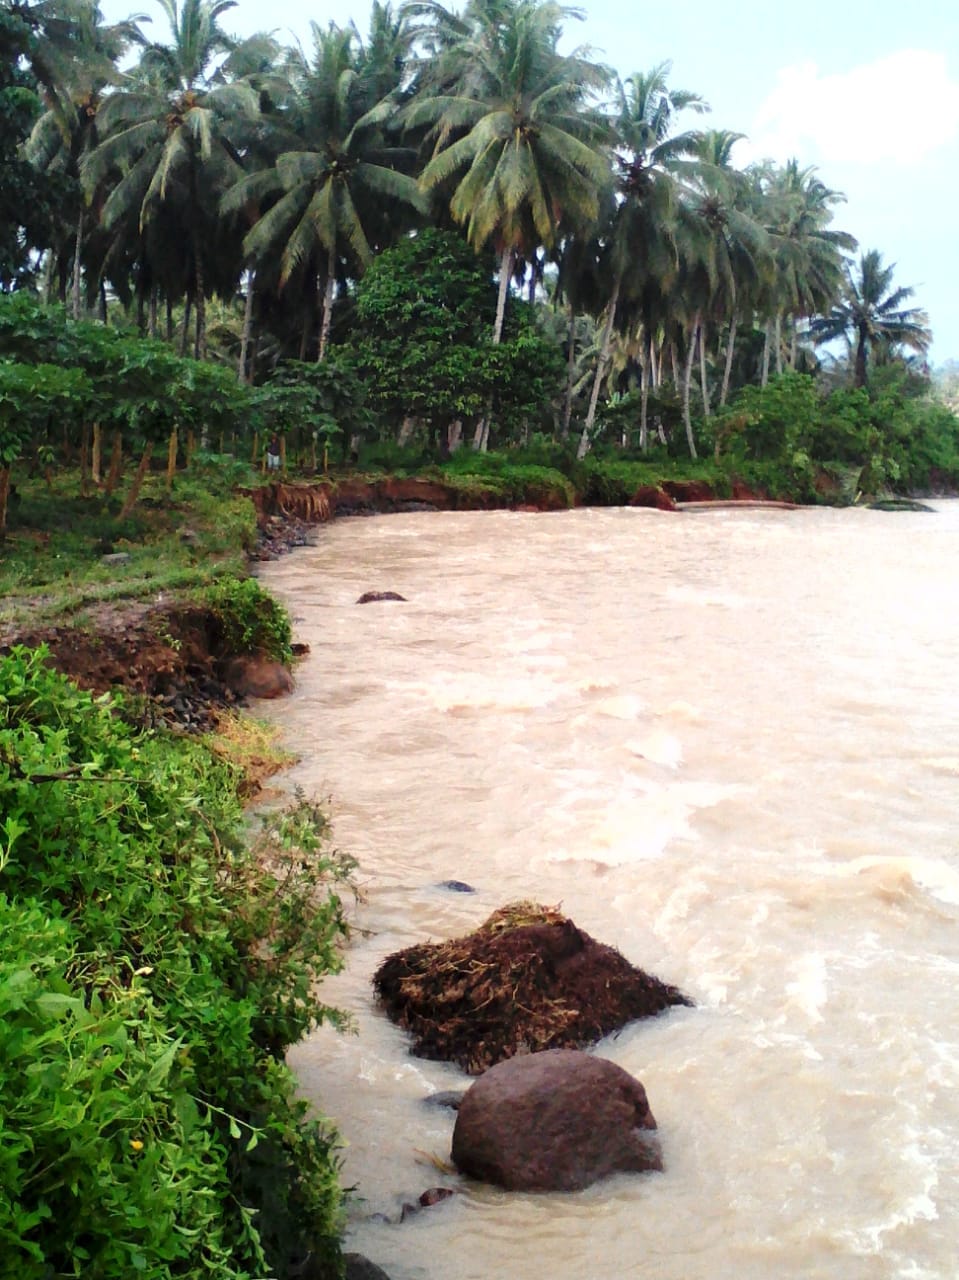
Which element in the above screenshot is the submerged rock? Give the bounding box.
[356,591,407,604]
[344,1255,393,1280]
[421,1090,466,1111]
[373,902,691,1074]
[221,655,294,700]
[867,498,935,512]
[452,1049,662,1191]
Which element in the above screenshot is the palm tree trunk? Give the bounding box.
[72,210,84,321]
[761,321,771,387]
[639,354,649,452]
[720,313,738,407]
[789,321,798,369]
[492,245,514,344]
[180,296,192,357]
[318,246,336,361]
[577,275,621,460]
[855,325,868,388]
[669,341,680,387]
[192,240,206,360]
[682,314,700,459]
[472,246,515,452]
[189,158,207,361]
[774,311,783,376]
[148,288,158,338]
[699,320,711,417]
[239,269,255,383]
[0,467,10,539]
[527,252,538,305]
[561,303,576,440]
[166,296,174,343]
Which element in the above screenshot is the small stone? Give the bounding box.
[356,591,407,604]
[400,1187,455,1221]
[438,879,475,893]
[422,1090,465,1111]
[344,1254,393,1280]
[101,552,132,564]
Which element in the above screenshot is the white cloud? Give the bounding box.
[740,50,959,168]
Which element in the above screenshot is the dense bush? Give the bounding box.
[713,370,959,497]
[203,575,293,662]
[0,648,351,1278]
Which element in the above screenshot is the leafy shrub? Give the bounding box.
[0,649,351,1278]
[203,575,293,662]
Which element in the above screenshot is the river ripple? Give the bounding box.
[259,503,959,1280]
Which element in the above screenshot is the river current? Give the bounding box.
[259,504,959,1280]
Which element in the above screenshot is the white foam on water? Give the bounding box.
[841,856,959,907]
[625,729,684,768]
[785,952,829,1022]
[665,584,749,608]
[661,698,703,720]
[923,757,959,775]
[835,1137,938,1254]
[592,693,647,719]
[551,778,746,866]
[574,675,619,693]
[414,673,561,713]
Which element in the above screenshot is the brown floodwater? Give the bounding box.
[258,503,959,1280]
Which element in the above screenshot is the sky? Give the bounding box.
[102,0,959,361]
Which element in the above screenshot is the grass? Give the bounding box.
[0,465,258,630]
[203,710,297,798]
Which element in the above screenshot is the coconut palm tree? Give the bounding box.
[679,129,770,415]
[753,160,855,383]
[576,61,707,457]
[24,3,146,317]
[222,21,425,361]
[406,0,611,346]
[83,0,272,357]
[810,250,931,388]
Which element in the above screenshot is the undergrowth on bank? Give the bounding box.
[203,575,293,662]
[0,647,353,1279]
[0,468,257,625]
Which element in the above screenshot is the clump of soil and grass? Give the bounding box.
[374,902,692,1074]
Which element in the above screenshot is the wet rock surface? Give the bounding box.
[343,1255,393,1280]
[451,1049,662,1192]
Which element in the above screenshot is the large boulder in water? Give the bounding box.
[373,903,691,1074]
[451,1049,662,1191]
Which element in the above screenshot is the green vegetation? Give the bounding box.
[0,647,353,1278]
[0,465,257,631]
[2,0,952,479]
[2,3,958,1269]
[203,575,293,663]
